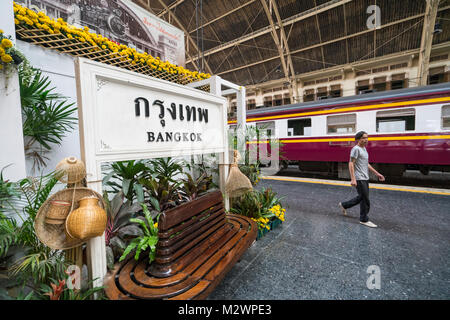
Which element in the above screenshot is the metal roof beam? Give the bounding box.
[260,0,289,80]
[157,0,185,17]
[155,0,213,74]
[417,0,440,85]
[190,0,258,33]
[186,0,352,64]
[216,12,430,76]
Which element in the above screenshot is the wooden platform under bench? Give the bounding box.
[104,191,257,300]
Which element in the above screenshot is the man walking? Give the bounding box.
[339,131,385,228]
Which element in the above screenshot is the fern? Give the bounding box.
[0,216,18,257]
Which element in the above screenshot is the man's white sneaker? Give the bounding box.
[360,221,377,228]
[338,202,347,215]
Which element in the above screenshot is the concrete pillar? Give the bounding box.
[0,0,27,181]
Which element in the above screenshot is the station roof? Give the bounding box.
[133,0,450,87]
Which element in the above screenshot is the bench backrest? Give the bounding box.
[155,190,225,265]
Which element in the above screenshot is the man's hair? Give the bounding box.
[355,131,367,141]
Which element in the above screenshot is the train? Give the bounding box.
[229,83,450,179]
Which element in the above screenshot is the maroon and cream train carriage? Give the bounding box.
[229,83,450,179]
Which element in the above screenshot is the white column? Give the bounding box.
[0,0,27,181]
[210,76,230,211]
[236,86,246,164]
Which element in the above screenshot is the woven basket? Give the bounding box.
[225,150,253,198]
[34,188,104,250]
[55,156,86,184]
[45,200,71,225]
[65,196,107,241]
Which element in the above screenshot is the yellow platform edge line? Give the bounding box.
[261,176,450,196]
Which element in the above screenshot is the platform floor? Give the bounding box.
[208,177,450,300]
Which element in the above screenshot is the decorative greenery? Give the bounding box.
[19,66,78,172]
[16,277,107,300]
[180,171,214,202]
[103,160,148,203]
[230,187,286,232]
[7,174,69,288]
[119,204,159,263]
[0,172,70,296]
[103,191,143,270]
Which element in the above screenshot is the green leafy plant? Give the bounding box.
[103,160,148,203]
[139,175,182,212]
[20,277,107,300]
[180,171,214,202]
[119,204,159,263]
[230,188,285,221]
[2,173,69,290]
[148,157,183,182]
[103,191,143,270]
[19,66,78,172]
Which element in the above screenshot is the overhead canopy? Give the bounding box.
[133,0,450,88]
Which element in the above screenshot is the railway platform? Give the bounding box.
[208,177,450,300]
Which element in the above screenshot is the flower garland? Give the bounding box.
[0,30,16,69]
[12,2,210,82]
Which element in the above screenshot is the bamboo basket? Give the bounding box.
[225,150,253,198]
[55,156,86,184]
[65,196,107,241]
[34,188,105,250]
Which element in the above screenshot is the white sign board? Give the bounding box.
[74,57,226,286]
[76,58,227,164]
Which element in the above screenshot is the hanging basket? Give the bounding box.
[34,188,104,250]
[65,196,107,241]
[225,150,253,198]
[55,156,86,184]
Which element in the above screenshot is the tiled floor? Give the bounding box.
[208,179,450,300]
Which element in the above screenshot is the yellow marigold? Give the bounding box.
[154,222,158,228]
[1,54,13,63]
[14,18,19,25]
[0,47,4,55]
[1,39,13,49]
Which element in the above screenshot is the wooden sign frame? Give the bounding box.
[74,58,228,288]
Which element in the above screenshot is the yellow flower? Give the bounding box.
[154,222,158,228]
[14,18,19,25]
[1,38,13,49]
[1,54,13,63]
[0,47,4,56]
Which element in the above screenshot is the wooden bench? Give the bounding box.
[104,190,257,300]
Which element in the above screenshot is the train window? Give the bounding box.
[376,108,415,132]
[288,119,311,136]
[442,105,450,129]
[327,114,356,134]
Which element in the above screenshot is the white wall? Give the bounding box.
[0,0,27,181]
[16,40,81,177]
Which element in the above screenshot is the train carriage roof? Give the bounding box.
[246,83,450,117]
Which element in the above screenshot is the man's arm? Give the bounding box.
[349,158,357,187]
[368,164,385,181]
